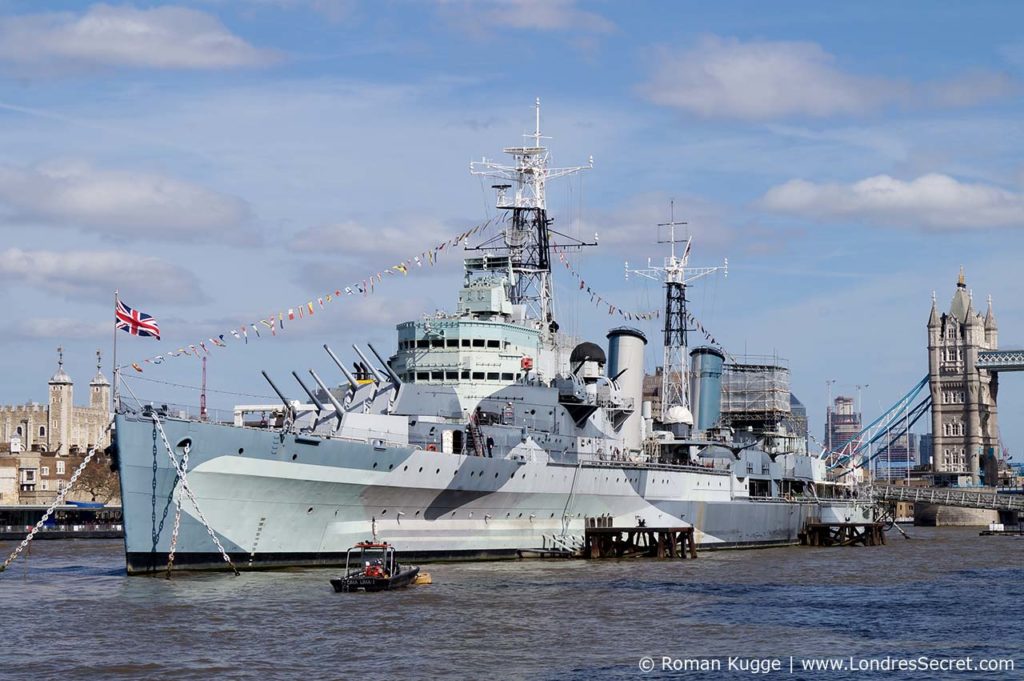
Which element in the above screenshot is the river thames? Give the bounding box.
[0,527,1020,680]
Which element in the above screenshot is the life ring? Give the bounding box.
[425,444,438,452]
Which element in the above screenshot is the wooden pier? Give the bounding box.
[583,517,697,559]
[799,522,886,547]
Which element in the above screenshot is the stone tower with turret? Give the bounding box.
[927,270,1000,486]
[89,350,111,411]
[47,346,74,455]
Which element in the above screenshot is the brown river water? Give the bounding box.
[0,527,1020,680]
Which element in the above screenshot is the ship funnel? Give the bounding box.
[607,327,647,451]
[689,346,725,433]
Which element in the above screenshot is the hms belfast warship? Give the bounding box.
[114,103,870,573]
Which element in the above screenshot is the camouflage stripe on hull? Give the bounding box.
[116,415,872,574]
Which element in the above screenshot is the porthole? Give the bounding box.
[415,510,421,516]
[388,464,394,470]
[404,465,408,471]
[291,454,298,461]
[306,507,313,514]
[419,467,423,473]
[373,462,378,469]
[237,448,244,455]
[436,468,440,474]
[494,472,499,478]
[382,509,387,515]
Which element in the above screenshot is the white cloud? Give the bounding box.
[641,36,1019,120]
[290,216,470,258]
[12,318,110,341]
[641,36,894,120]
[0,160,249,240]
[0,4,277,73]
[439,0,614,37]
[583,193,736,253]
[0,248,205,304]
[760,173,1024,230]
[925,70,1020,107]
[232,0,357,23]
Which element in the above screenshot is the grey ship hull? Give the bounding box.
[116,414,870,574]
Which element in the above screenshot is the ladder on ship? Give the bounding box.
[467,418,487,457]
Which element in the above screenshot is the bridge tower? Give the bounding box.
[927,269,1000,486]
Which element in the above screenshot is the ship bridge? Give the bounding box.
[393,317,540,386]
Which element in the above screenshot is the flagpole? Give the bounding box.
[112,289,119,413]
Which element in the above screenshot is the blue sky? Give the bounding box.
[0,0,1021,453]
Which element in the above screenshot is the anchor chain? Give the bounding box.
[150,413,239,575]
[1,446,101,574]
[165,441,189,578]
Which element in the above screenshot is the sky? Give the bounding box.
[0,0,1021,453]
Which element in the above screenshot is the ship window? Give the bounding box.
[486,340,500,348]
[486,372,499,380]
[461,339,471,347]
[446,339,459,348]
[461,371,470,379]
[501,373,513,381]
[416,340,429,349]
[472,372,485,380]
[430,339,444,348]
[416,372,429,381]
[445,371,459,380]
[472,339,485,347]
[431,371,443,380]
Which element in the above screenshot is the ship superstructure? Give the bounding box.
[113,102,870,573]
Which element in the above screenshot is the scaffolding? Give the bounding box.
[720,355,791,432]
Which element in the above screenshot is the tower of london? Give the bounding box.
[0,348,111,455]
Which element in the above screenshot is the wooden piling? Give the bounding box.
[582,522,697,559]
[799,522,886,547]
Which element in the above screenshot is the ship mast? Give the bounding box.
[626,202,727,429]
[470,99,592,335]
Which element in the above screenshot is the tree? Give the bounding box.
[75,453,120,504]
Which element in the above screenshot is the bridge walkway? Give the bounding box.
[866,485,1024,512]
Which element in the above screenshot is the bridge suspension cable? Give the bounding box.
[821,376,930,476]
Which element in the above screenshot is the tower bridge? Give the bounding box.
[824,271,1019,505]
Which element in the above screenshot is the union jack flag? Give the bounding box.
[115,300,161,340]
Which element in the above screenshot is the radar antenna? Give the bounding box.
[625,201,727,428]
[469,98,594,335]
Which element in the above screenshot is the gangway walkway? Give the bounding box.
[866,485,1024,513]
